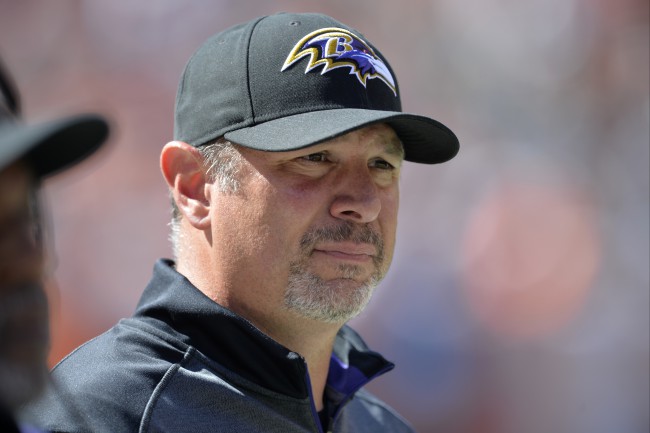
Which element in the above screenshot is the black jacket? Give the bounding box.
[25,259,415,433]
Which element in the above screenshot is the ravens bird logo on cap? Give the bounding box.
[282,28,397,97]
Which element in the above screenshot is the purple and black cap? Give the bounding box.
[174,12,459,164]
[0,58,109,178]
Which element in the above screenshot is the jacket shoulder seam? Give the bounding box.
[139,346,197,433]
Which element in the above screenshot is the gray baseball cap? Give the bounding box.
[174,12,459,164]
[0,59,109,177]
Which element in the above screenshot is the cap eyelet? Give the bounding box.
[289,21,300,26]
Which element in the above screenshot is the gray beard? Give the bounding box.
[283,222,386,323]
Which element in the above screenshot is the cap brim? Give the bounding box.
[224,108,459,164]
[0,114,109,177]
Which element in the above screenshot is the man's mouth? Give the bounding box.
[312,242,377,263]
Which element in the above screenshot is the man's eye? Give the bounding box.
[300,153,328,163]
[371,159,395,170]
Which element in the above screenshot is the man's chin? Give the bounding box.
[308,261,375,282]
[284,272,379,324]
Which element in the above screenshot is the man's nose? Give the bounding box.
[329,168,381,224]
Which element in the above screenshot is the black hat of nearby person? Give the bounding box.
[174,12,459,164]
[0,58,109,177]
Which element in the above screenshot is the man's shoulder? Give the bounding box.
[56,316,187,372]
[22,317,189,433]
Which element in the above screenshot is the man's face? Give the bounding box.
[0,162,49,409]
[208,124,403,325]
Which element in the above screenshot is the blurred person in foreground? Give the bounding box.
[0,58,109,433]
[26,13,458,433]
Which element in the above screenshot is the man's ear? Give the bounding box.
[160,141,211,229]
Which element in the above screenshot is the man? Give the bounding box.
[0,58,109,433]
[26,13,458,432]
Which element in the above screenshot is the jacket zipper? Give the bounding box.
[304,369,326,433]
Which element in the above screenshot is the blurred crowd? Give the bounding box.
[1,0,648,432]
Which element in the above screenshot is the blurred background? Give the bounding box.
[1,1,648,432]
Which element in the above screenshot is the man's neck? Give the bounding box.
[248,315,340,412]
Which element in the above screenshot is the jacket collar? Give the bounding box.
[134,259,394,401]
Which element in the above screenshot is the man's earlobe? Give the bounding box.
[160,141,211,229]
